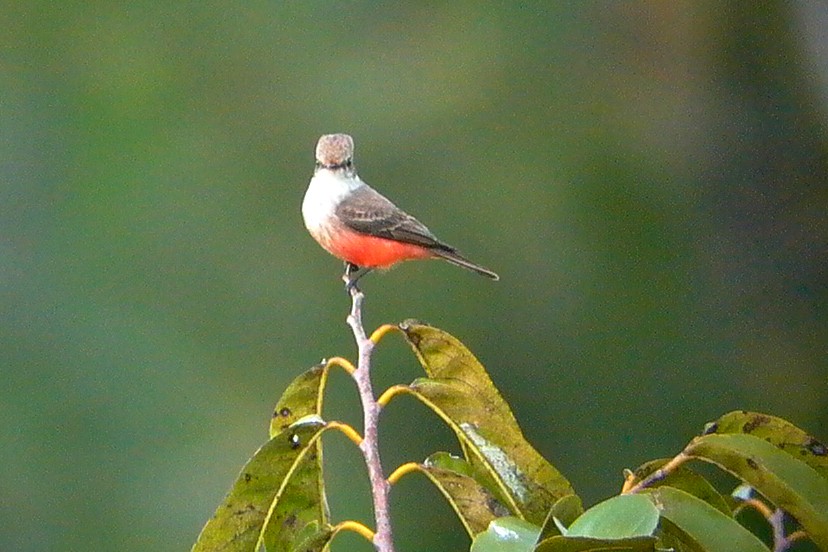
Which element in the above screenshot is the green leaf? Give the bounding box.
[654,518,706,552]
[538,495,585,539]
[269,364,329,438]
[565,494,659,539]
[534,535,657,552]
[702,410,828,480]
[191,419,327,552]
[646,486,768,552]
[284,521,334,552]
[534,496,658,551]
[425,450,477,477]
[397,378,561,525]
[470,517,541,552]
[399,452,508,537]
[684,432,828,549]
[262,419,331,552]
[264,365,331,550]
[399,322,574,524]
[630,459,730,515]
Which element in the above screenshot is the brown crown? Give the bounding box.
[315,134,354,167]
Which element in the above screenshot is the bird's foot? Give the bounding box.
[343,272,360,295]
[342,262,370,295]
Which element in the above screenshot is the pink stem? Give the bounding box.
[346,289,394,552]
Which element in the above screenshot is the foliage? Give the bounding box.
[192,323,826,551]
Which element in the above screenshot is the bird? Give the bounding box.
[301,133,498,290]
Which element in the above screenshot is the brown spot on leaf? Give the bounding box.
[279,407,292,417]
[746,458,759,469]
[400,319,428,343]
[233,504,258,516]
[806,438,827,456]
[243,473,252,483]
[742,415,770,434]
[289,433,301,449]
[486,495,510,517]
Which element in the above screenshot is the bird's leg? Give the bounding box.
[342,262,372,293]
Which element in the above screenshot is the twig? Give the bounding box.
[346,287,395,552]
[769,509,788,552]
[623,452,690,494]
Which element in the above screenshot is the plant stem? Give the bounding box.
[346,288,395,552]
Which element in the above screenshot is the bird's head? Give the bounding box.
[315,134,355,173]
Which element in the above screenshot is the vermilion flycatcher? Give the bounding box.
[302,134,499,288]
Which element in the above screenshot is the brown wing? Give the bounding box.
[335,185,455,252]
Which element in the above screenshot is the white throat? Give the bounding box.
[302,169,364,232]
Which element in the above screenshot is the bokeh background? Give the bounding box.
[2,2,826,551]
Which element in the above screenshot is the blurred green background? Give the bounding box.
[2,2,826,551]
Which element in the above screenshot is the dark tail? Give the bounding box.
[433,249,499,280]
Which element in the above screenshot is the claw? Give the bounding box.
[343,275,360,294]
[342,262,362,294]
[342,262,371,294]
